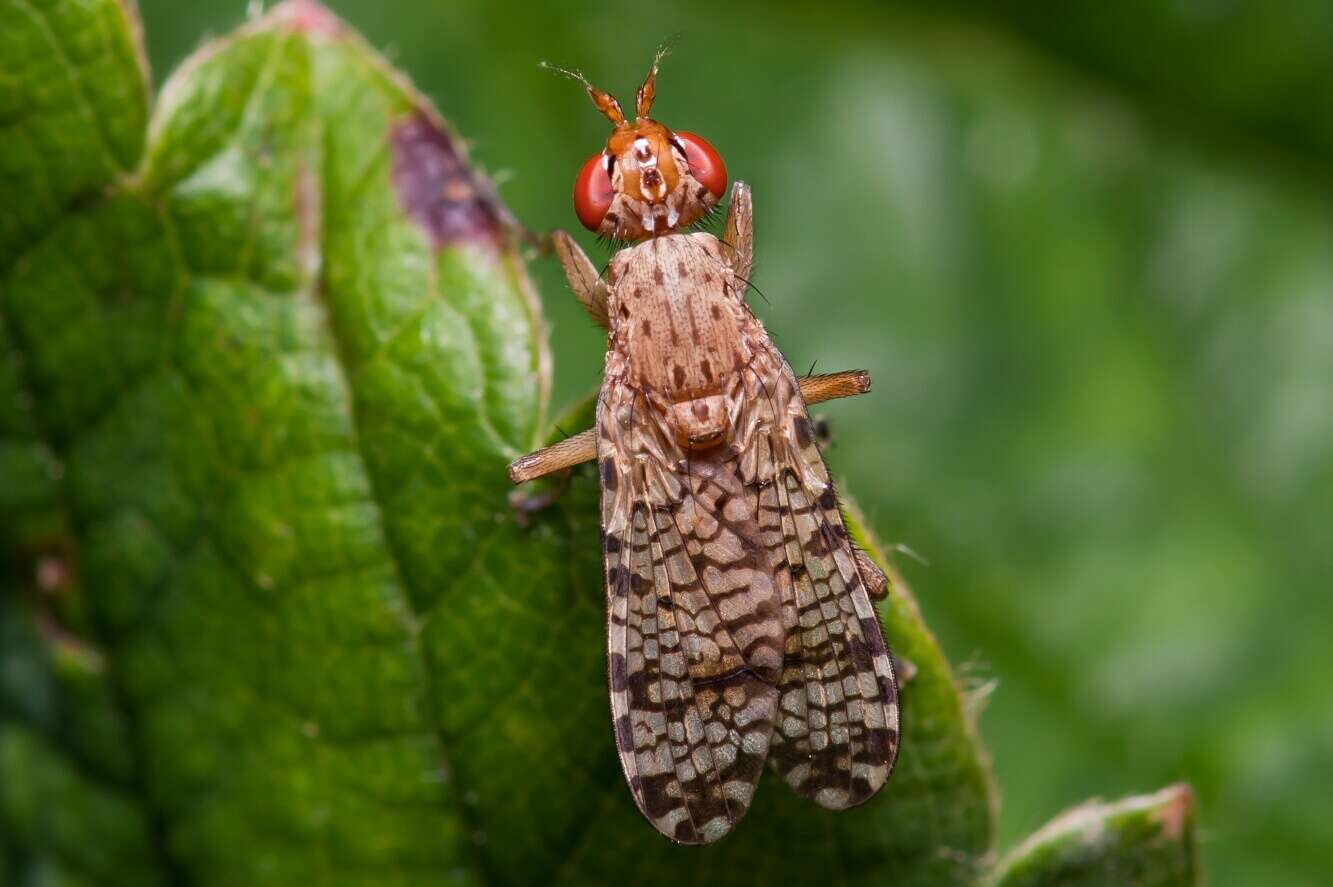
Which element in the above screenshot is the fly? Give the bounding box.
[509,50,899,844]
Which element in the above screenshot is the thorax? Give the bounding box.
[605,233,752,448]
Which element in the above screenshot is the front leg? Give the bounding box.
[721,180,753,282]
[551,230,610,329]
[508,370,872,484]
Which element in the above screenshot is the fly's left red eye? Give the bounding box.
[675,132,727,199]
[573,152,615,231]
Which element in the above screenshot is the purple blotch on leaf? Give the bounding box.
[390,111,503,248]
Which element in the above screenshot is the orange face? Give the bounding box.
[555,53,728,240]
[607,122,682,209]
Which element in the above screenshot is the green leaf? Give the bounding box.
[988,785,1198,887]
[0,0,148,268]
[3,0,547,883]
[0,1,1196,885]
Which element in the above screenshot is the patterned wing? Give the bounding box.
[739,348,900,809]
[597,379,783,845]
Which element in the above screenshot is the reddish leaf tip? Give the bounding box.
[273,0,342,36]
[1151,783,1195,842]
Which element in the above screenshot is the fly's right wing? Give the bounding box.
[597,378,783,845]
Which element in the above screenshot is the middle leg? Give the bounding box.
[508,369,872,484]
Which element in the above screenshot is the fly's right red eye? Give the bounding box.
[675,132,727,199]
[574,152,615,231]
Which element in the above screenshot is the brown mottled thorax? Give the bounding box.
[606,233,752,449]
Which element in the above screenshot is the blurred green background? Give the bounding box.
[132,1,1332,883]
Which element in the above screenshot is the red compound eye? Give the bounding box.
[574,152,615,231]
[676,132,727,198]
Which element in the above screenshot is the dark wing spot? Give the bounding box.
[793,416,816,447]
[600,458,618,491]
[641,319,652,336]
[620,303,630,318]
[847,637,874,672]
[864,727,895,760]
[615,714,634,749]
[700,359,713,381]
[672,365,687,388]
[710,305,722,320]
[860,616,887,649]
[609,653,629,691]
[674,819,700,843]
[653,267,665,284]
[818,520,840,554]
[677,262,689,278]
[818,488,837,510]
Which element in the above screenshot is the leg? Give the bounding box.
[507,369,873,485]
[508,429,598,484]
[721,180,753,282]
[552,230,609,329]
[800,369,870,403]
[854,548,889,602]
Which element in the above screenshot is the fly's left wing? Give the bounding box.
[736,346,900,809]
